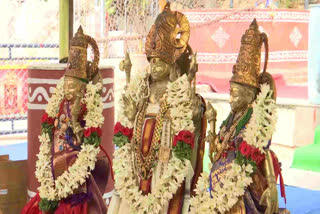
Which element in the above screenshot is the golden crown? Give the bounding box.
[230,19,268,89]
[145,3,190,65]
[64,26,100,82]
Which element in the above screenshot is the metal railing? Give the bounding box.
[0,43,59,61]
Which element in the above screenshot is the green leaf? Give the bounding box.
[39,198,59,212]
[112,134,130,148]
[173,141,192,161]
[83,134,100,147]
[235,151,257,175]
[41,123,54,140]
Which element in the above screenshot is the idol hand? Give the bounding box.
[260,150,279,214]
[119,51,132,86]
[122,94,136,122]
[260,183,279,214]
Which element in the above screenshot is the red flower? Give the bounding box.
[126,128,133,140]
[96,127,103,137]
[173,138,178,147]
[239,141,252,158]
[122,127,130,137]
[114,122,122,135]
[81,104,87,113]
[91,127,97,133]
[47,117,54,125]
[251,148,265,165]
[173,130,195,149]
[41,113,48,123]
[113,122,133,139]
[84,128,92,137]
[122,127,133,139]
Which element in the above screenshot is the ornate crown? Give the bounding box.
[64,26,100,83]
[70,26,89,49]
[145,3,190,65]
[230,19,268,89]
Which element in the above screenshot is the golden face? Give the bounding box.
[229,82,255,113]
[150,58,172,81]
[63,77,84,101]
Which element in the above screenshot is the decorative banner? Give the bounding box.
[184,9,309,88]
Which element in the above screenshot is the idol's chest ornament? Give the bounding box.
[132,95,169,180]
[213,108,248,162]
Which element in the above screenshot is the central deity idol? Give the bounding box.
[108,3,207,214]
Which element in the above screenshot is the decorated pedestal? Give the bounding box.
[27,64,114,204]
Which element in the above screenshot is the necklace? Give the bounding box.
[214,108,248,162]
[132,95,169,180]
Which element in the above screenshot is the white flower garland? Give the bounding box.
[190,84,278,213]
[114,73,194,213]
[118,70,149,128]
[83,82,104,128]
[244,84,277,154]
[36,78,103,201]
[166,74,195,135]
[114,144,192,214]
[190,163,253,214]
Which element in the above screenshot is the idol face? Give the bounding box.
[229,82,256,113]
[149,58,172,81]
[63,77,84,102]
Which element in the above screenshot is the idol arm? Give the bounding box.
[205,102,217,163]
[260,149,279,214]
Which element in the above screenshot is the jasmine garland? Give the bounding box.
[35,79,104,205]
[190,84,277,214]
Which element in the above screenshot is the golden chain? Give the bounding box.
[132,95,169,180]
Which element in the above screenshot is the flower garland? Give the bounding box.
[113,73,195,213]
[113,143,192,214]
[190,84,277,214]
[190,163,253,214]
[112,122,133,148]
[167,75,195,160]
[117,70,149,128]
[35,78,104,207]
[244,84,277,154]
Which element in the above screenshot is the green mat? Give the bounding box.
[291,125,320,172]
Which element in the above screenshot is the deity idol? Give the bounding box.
[22,27,110,214]
[108,3,207,214]
[190,19,289,214]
